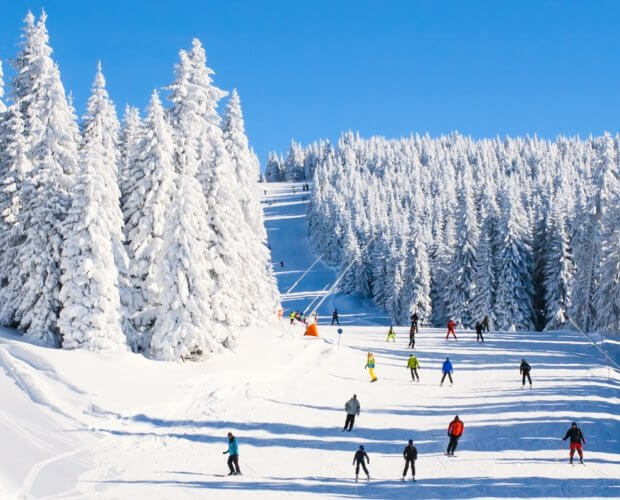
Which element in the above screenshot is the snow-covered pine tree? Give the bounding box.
[542,204,573,330]
[8,12,80,345]
[470,206,497,326]
[265,151,284,181]
[0,60,6,113]
[0,107,31,326]
[123,91,176,350]
[118,105,142,206]
[493,186,534,331]
[222,89,280,318]
[284,140,305,181]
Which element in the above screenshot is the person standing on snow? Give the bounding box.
[407,354,420,382]
[280,260,285,269]
[563,422,586,464]
[440,357,453,386]
[446,416,464,456]
[289,311,296,325]
[475,322,484,342]
[520,358,532,388]
[352,445,370,482]
[343,394,361,431]
[481,314,490,333]
[222,432,242,475]
[446,319,457,340]
[410,312,419,333]
[386,325,396,342]
[402,439,418,481]
[331,308,340,326]
[365,352,378,382]
[409,322,416,348]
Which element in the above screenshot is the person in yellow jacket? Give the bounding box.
[386,326,396,342]
[365,352,378,382]
[407,354,420,382]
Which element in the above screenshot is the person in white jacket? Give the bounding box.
[343,394,361,431]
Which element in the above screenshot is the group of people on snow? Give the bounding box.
[289,309,317,325]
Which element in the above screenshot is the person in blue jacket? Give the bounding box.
[440,357,453,386]
[223,432,241,475]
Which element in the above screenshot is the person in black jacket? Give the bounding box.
[475,322,484,342]
[402,439,418,482]
[562,422,586,464]
[352,445,370,482]
[331,309,340,326]
[520,359,532,388]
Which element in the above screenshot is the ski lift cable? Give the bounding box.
[284,253,325,297]
[566,317,619,372]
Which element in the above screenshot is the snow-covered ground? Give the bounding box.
[1,182,618,499]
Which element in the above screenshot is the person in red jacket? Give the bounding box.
[446,415,464,456]
[446,319,457,340]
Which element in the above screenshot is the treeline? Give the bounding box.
[299,131,618,333]
[0,12,279,360]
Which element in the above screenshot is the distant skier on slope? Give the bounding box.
[475,322,484,342]
[446,319,457,340]
[343,394,361,431]
[562,422,586,464]
[440,357,453,386]
[402,439,418,481]
[407,354,420,382]
[289,311,296,325]
[409,322,416,348]
[365,352,378,382]
[520,358,532,388]
[331,309,340,326]
[352,445,370,482]
[280,260,285,269]
[446,416,464,456]
[481,314,490,333]
[386,325,396,342]
[222,432,242,475]
[410,312,419,333]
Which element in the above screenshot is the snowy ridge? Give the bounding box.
[0,183,618,499]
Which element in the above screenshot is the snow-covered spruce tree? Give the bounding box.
[0,60,6,113]
[542,204,573,331]
[149,87,222,361]
[493,186,534,331]
[118,105,142,206]
[443,169,479,327]
[0,107,31,326]
[222,89,280,317]
[470,206,497,326]
[7,12,79,345]
[122,92,176,350]
[284,140,306,181]
[265,151,284,181]
[187,39,267,328]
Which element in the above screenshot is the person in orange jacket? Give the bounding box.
[446,319,457,340]
[446,415,464,456]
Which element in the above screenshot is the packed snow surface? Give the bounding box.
[0,182,618,499]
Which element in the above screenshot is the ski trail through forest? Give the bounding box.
[0,181,617,499]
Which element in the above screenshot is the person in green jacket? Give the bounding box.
[386,326,396,342]
[407,354,420,382]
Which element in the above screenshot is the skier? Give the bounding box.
[408,322,416,348]
[520,358,532,388]
[222,432,241,475]
[331,309,340,326]
[280,260,284,269]
[446,319,457,340]
[343,394,361,431]
[402,439,418,481]
[407,354,420,382]
[386,326,396,342]
[481,314,490,333]
[562,422,586,464]
[446,416,464,456]
[352,445,370,482]
[410,312,419,333]
[289,311,296,325]
[440,357,453,386]
[475,322,484,342]
[365,352,378,382]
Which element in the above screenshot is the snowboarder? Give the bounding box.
[440,357,453,386]
[446,319,457,340]
[475,322,484,342]
[402,439,418,481]
[280,260,285,269]
[386,326,396,342]
[365,352,378,382]
[481,314,490,333]
[562,422,586,464]
[331,309,340,326]
[407,354,420,382]
[520,358,532,388]
[343,394,361,431]
[223,432,241,475]
[446,416,464,456]
[352,445,370,482]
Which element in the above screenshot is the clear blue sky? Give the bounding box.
[1,1,619,163]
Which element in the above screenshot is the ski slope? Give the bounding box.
[0,182,618,499]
